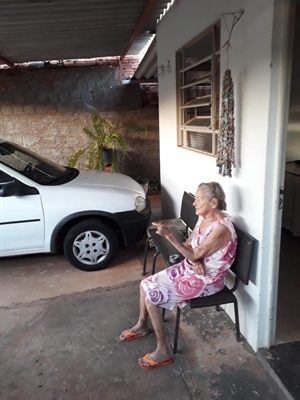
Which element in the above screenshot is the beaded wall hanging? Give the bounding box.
[216,10,244,177]
[216,69,236,177]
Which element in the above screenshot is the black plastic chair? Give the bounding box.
[162,226,256,353]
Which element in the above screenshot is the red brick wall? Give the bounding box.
[0,63,160,181]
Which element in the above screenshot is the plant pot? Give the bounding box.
[103,149,113,166]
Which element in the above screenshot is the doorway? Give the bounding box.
[276,230,300,343]
[275,1,300,344]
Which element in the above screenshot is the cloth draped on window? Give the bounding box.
[216,69,236,177]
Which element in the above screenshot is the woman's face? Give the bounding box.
[193,187,215,216]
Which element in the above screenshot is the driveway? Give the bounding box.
[0,243,289,400]
[0,244,146,307]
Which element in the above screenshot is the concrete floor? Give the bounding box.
[0,245,147,308]
[0,196,293,400]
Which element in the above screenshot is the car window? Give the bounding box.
[0,142,72,185]
[0,170,15,185]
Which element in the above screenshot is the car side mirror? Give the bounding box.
[0,181,39,197]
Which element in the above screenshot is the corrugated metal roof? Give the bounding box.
[132,36,157,80]
[0,0,172,67]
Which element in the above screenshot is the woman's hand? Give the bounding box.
[192,260,206,276]
[151,222,196,263]
[152,222,172,238]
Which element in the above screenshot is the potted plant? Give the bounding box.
[149,177,161,194]
[68,107,128,172]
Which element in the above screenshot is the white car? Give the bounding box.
[0,140,151,271]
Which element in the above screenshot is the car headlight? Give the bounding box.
[135,196,146,213]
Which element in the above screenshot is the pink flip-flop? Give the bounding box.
[138,353,174,370]
[119,329,149,342]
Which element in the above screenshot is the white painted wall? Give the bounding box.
[156,0,291,350]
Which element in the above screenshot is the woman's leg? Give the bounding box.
[138,296,172,366]
[119,282,149,341]
[138,280,149,323]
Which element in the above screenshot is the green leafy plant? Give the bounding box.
[68,107,128,172]
[149,177,161,193]
[135,176,161,194]
[136,176,149,185]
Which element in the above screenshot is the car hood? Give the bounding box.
[63,170,145,196]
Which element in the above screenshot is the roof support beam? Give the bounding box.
[0,55,14,68]
[120,0,156,61]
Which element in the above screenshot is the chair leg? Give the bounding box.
[142,237,150,276]
[173,307,181,354]
[216,305,221,311]
[151,252,160,275]
[162,308,166,322]
[233,299,241,341]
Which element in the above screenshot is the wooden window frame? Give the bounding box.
[176,21,220,156]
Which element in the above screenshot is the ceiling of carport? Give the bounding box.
[0,0,171,68]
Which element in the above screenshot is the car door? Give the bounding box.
[0,169,45,255]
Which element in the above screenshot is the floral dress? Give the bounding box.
[141,216,237,310]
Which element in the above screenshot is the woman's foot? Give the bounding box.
[119,323,149,342]
[138,349,173,369]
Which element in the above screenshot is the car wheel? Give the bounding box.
[63,220,118,272]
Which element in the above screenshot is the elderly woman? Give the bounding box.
[119,182,237,370]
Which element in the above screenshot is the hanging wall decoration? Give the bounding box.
[216,9,244,177]
[216,69,236,177]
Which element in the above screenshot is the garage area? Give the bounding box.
[0,0,162,273]
[0,1,294,399]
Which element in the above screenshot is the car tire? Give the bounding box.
[63,220,118,272]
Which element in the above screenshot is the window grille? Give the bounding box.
[177,22,220,155]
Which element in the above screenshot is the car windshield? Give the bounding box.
[0,141,77,185]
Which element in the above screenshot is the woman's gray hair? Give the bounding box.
[198,182,227,211]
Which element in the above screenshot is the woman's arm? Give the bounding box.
[152,222,231,263]
[184,227,194,247]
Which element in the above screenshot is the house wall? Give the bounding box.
[156,0,290,350]
[0,64,159,181]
